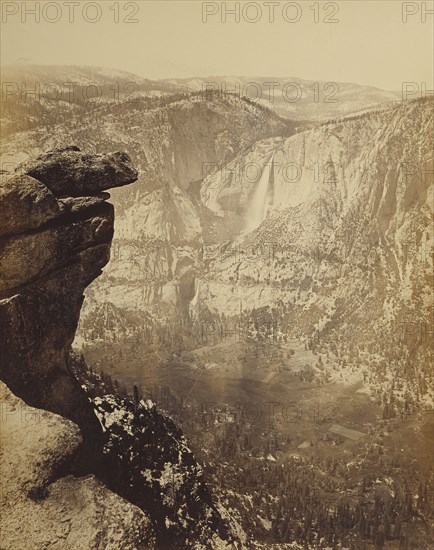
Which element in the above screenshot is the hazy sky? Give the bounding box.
[1,0,433,90]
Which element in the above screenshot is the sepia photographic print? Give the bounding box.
[0,1,433,548]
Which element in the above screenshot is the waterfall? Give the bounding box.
[243,154,274,234]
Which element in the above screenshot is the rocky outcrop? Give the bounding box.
[0,381,156,550]
[22,146,138,197]
[0,147,134,425]
[0,147,234,548]
[0,173,62,238]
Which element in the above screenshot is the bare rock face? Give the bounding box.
[0,381,156,550]
[0,173,62,238]
[0,204,114,292]
[21,146,139,197]
[0,148,136,419]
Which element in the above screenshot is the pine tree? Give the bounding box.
[133,383,140,404]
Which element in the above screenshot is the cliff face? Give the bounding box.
[77,98,433,348]
[0,148,233,548]
[197,98,433,321]
[0,381,156,550]
[0,147,137,422]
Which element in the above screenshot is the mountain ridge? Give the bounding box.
[161,75,402,120]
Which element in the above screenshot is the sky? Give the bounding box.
[1,0,433,90]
